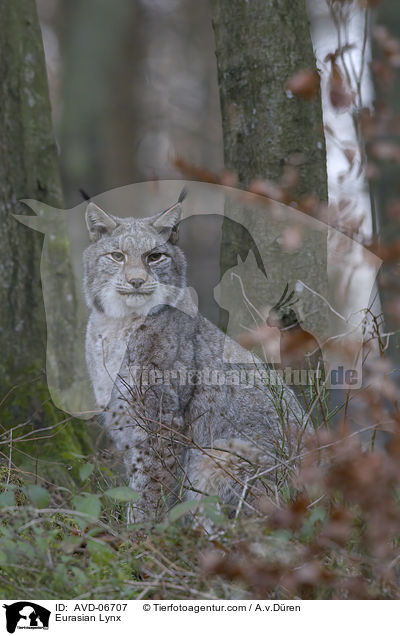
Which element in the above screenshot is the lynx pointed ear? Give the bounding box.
[149,188,186,243]
[85,202,117,242]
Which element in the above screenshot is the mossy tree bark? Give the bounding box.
[0,0,62,385]
[210,0,329,390]
[0,0,90,476]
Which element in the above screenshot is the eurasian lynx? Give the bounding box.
[83,190,305,522]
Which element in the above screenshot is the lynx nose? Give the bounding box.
[128,277,146,289]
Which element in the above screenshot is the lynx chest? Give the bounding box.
[85,310,143,409]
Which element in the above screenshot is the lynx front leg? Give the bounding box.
[106,368,188,523]
[124,415,186,524]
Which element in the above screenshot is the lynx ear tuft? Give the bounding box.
[85,202,117,242]
[177,187,187,204]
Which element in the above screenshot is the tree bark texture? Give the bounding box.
[372,1,400,362]
[0,0,90,474]
[210,0,329,363]
[0,0,63,387]
[210,0,327,195]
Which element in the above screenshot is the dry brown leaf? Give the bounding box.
[328,62,353,110]
[286,69,320,100]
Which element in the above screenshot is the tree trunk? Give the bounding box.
[210,0,327,195]
[0,0,90,477]
[210,0,329,390]
[0,0,63,385]
[57,0,139,204]
[372,1,400,363]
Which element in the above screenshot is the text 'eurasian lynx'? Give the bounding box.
[83,190,305,523]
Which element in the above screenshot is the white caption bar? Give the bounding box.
[1,600,398,635]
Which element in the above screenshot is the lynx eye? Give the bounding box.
[147,252,165,264]
[110,251,125,263]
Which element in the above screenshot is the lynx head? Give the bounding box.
[83,190,187,318]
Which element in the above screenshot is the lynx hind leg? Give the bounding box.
[184,438,274,515]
